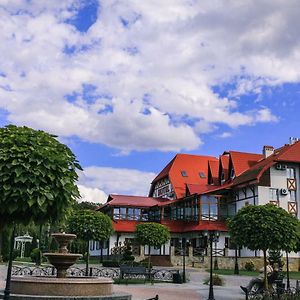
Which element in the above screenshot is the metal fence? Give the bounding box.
[12,266,177,282]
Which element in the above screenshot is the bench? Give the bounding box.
[191,261,203,268]
[120,265,152,284]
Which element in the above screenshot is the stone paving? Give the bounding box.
[0,264,296,300]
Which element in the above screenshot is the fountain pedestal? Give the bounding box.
[7,232,131,299]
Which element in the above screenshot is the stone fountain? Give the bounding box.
[8,232,131,299]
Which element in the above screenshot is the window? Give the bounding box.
[221,171,225,182]
[181,170,187,177]
[201,196,218,220]
[199,172,206,178]
[128,208,141,220]
[269,188,278,201]
[287,167,296,179]
[113,207,120,220]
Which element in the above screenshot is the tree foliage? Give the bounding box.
[228,203,299,252]
[228,203,299,290]
[135,222,170,247]
[67,209,113,241]
[0,125,82,224]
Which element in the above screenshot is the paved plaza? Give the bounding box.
[0,264,296,300]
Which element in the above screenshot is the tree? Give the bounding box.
[0,125,82,299]
[135,222,170,269]
[0,125,81,225]
[67,209,114,274]
[228,203,299,290]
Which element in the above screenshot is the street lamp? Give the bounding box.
[234,246,239,275]
[213,239,218,270]
[3,225,16,300]
[181,238,190,283]
[204,230,219,300]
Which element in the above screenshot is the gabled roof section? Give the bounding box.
[151,157,175,183]
[228,151,263,176]
[219,154,229,182]
[151,154,218,199]
[208,160,219,185]
[277,141,300,163]
[210,141,300,190]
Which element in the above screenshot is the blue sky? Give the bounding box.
[1,0,300,202]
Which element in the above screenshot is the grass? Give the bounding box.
[114,278,153,284]
[208,269,300,280]
[207,269,259,277]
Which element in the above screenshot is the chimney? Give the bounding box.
[289,137,299,145]
[263,145,274,158]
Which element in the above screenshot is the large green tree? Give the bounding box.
[135,222,170,269]
[67,209,113,274]
[0,125,82,257]
[228,203,299,290]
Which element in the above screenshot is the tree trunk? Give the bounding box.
[263,249,268,290]
[0,225,3,260]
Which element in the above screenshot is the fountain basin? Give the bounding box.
[11,276,114,297]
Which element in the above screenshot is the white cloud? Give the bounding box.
[77,184,107,204]
[0,0,293,152]
[78,166,156,197]
[218,132,232,139]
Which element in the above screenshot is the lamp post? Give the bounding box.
[234,247,239,275]
[3,225,16,300]
[213,239,218,270]
[182,238,190,283]
[204,230,219,300]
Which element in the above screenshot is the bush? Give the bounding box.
[102,260,120,267]
[244,260,255,271]
[204,274,224,286]
[2,248,20,262]
[30,248,41,265]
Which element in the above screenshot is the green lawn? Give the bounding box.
[208,269,300,280]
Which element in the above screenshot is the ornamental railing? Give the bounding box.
[12,266,177,282]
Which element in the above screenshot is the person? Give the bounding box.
[240,261,274,294]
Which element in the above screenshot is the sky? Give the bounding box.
[1,0,300,203]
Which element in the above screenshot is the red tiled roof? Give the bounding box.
[276,141,300,162]
[206,141,300,192]
[112,219,227,233]
[161,220,227,233]
[151,154,218,199]
[229,151,263,176]
[186,184,218,195]
[112,220,141,232]
[103,194,168,208]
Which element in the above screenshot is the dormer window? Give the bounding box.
[221,171,225,182]
[230,168,235,179]
[199,172,206,179]
[181,170,187,177]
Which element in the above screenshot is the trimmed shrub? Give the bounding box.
[30,248,41,265]
[204,274,224,286]
[244,260,255,271]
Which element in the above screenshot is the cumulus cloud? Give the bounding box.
[78,166,156,197]
[0,0,293,152]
